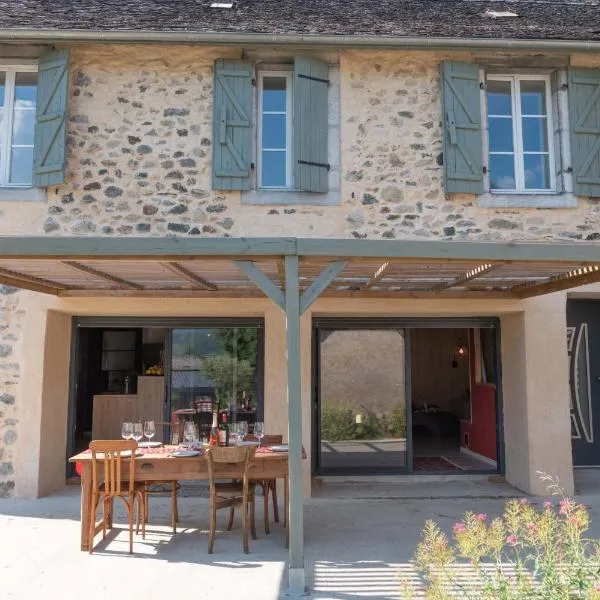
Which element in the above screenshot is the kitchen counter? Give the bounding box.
[92,376,164,440]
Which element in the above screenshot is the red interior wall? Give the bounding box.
[460,329,497,462]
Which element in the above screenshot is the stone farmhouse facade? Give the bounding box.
[1,0,600,515]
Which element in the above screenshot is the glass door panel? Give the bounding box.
[169,327,260,438]
[318,328,408,473]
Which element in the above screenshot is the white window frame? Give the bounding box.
[487,74,556,194]
[0,62,37,189]
[257,70,293,190]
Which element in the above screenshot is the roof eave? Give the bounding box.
[2,29,600,51]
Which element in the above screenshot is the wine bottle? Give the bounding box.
[209,412,219,446]
[219,412,229,446]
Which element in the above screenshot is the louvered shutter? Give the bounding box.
[293,57,329,193]
[33,49,69,187]
[441,61,484,194]
[212,59,253,191]
[568,68,600,198]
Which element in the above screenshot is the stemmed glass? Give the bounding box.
[183,421,196,450]
[253,421,264,447]
[238,421,248,442]
[121,422,133,441]
[143,420,156,445]
[230,422,240,445]
[132,422,144,446]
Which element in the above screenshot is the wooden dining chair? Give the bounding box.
[205,444,257,554]
[244,434,284,534]
[88,439,145,554]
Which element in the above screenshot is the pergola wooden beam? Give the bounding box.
[0,267,66,295]
[235,260,284,310]
[61,261,143,290]
[159,262,217,291]
[429,262,502,292]
[514,265,600,298]
[300,260,347,314]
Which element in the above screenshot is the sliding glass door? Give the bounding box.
[316,327,409,474]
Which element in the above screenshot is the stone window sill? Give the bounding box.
[0,187,46,202]
[478,192,578,209]
[241,189,340,206]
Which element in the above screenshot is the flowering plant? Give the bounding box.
[404,474,600,599]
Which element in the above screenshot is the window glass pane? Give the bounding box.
[489,153,515,190]
[488,116,514,152]
[14,72,37,108]
[520,80,546,115]
[524,154,550,189]
[487,80,512,116]
[0,72,5,108]
[261,151,286,187]
[262,113,286,149]
[522,117,548,152]
[12,107,35,146]
[9,146,33,185]
[262,77,286,112]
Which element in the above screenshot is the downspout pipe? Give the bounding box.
[2,29,600,51]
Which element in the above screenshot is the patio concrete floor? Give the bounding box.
[2,471,600,600]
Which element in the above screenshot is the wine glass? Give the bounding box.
[237,421,248,444]
[132,422,143,446]
[229,422,239,445]
[253,421,264,447]
[121,422,133,440]
[143,420,156,445]
[183,421,196,450]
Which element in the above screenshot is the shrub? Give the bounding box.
[321,405,356,441]
[405,474,600,599]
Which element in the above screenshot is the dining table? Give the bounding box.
[69,444,294,552]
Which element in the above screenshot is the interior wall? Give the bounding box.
[410,328,470,413]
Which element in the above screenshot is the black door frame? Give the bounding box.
[66,316,265,477]
[312,316,504,476]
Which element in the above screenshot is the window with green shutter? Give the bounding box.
[214,56,333,199]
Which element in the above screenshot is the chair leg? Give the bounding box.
[171,484,177,534]
[250,490,257,541]
[89,495,99,555]
[101,498,108,539]
[136,495,141,535]
[271,480,280,524]
[227,506,235,531]
[242,495,249,554]
[208,498,217,554]
[144,488,149,524]
[127,500,134,554]
[107,497,114,529]
[263,482,270,535]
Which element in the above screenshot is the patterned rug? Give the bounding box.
[413,456,462,471]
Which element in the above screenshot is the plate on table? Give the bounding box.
[138,441,163,448]
[236,441,259,446]
[171,450,202,458]
[269,444,289,453]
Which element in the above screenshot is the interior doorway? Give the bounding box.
[313,319,501,475]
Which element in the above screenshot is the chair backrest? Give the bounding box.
[243,434,283,445]
[89,439,138,497]
[204,445,257,489]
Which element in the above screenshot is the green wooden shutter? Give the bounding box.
[293,57,329,193]
[33,48,69,187]
[441,61,483,194]
[568,67,600,197]
[212,59,253,191]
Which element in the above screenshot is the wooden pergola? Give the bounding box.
[1,235,599,594]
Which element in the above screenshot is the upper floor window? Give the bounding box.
[487,75,555,194]
[0,66,37,187]
[258,72,292,189]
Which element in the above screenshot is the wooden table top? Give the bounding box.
[69,444,298,463]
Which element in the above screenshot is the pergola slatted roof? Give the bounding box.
[0,237,599,299]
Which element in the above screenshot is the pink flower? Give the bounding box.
[526,522,537,532]
[559,499,574,515]
[544,501,552,509]
[476,513,488,522]
[594,582,600,592]
[568,516,580,528]
[520,498,529,505]
[506,534,518,545]
[453,522,466,534]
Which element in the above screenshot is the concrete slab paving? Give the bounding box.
[1,472,600,600]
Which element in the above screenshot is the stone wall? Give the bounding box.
[0,287,22,497]
[0,45,599,239]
